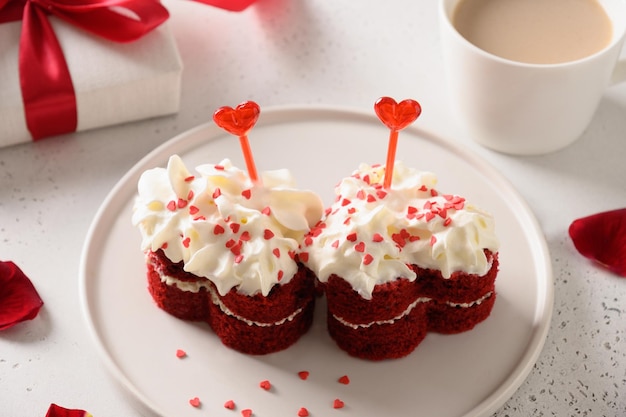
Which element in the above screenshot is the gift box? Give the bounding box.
[0,5,183,148]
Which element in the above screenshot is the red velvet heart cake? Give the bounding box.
[132,155,324,354]
[301,162,499,360]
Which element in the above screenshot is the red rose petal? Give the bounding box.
[46,404,90,417]
[0,261,44,331]
[569,208,626,277]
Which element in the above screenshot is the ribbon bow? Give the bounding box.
[0,0,169,140]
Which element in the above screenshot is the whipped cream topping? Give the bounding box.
[132,155,324,297]
[301,162,499,299]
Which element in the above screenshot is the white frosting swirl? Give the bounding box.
[132,155,324,297]
[302,162,499,299]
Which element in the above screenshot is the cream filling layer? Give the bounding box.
[158,271,304,327]
[333,291,494,329]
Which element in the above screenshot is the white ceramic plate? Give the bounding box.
[80,107,553,417]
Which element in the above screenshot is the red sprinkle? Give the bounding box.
[376,190,387,199]
[372,233,384,242]
[297,407,309,417]
[262,206,271,216]
[214,224,225,235]
[184,175,195,182]
[224,400,235,410]
[189,205,200,215]
[366,194,377,203]
[407,206,418,215]
[346,232,357,242]
[356,190,366,200]
[259,380,271,390]
[241,409,252,417]
[175,349,186,358]
[331,240,340,248]
[444,217,452,227]
[430,235,437,246]
[363,253,374,265]
[354,242,365,252]
[234,254,244,264]
[242,189,252,199]
[182,237,191,248]
[263,229,275,240]
[230,223,241,233]
[298,371,309,380]
[215,164,225,170]
[341,198,351,206]
[189,397,201,408]
[167,200,177,211]
[273,248,281,258]
[212,188,222,199]
[299,252,309,263]
[161,242,168,249]
[333,399,345,409]
[430,189,439,196]
[277,270,284,281]
[338,375,350,385]
[419,185,428,192]
[240,231,251,241]
[187,190,194,200]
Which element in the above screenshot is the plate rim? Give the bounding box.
[79,105,554,417]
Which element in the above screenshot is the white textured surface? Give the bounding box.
[0,1,625,416]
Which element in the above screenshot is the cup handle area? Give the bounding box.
[610,58,626,85]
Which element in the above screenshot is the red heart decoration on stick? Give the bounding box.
[213,101,260,136]
[373,97,422,189]
[213,101,261,182]
[374,97,421,132]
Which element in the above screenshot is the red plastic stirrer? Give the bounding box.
[213,101,261,183]
[373,97,422,189]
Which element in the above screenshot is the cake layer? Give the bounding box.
[145,250,315,354]
[327,301,428,360]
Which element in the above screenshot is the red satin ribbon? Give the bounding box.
[191,0,257,12]
[0,0,169,140]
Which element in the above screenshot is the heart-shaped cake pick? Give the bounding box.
[213,101,261,183]
[374,97,422,189]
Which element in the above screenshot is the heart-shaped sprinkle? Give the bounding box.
[241,409,253,417]
[338,375,350,385]
[297,407,309,417]
[189,397,201,408]
[263,229,275,240]
[259,380,271,390]
[272,248,281,258]
[333,398,345,409]
[241,189,252,199]
[224,400,235,409]
[298,371,309,380]
[213,101,260,137]
[363,253,374,265]
[374,97,421,132]
[175,349,186,358]
[354,242,365,253]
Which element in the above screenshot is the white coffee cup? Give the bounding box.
[439,0,626,155]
